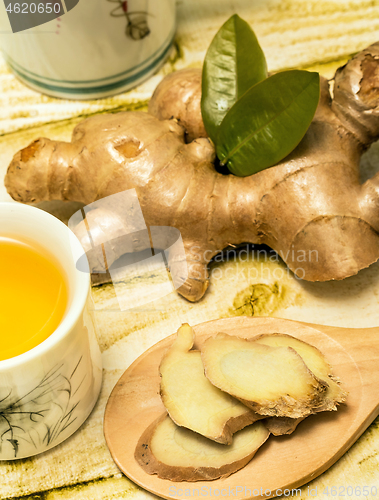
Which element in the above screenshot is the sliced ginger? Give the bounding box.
[254,333,346,435]
[201,333,327,418]
[135,328,346,482]
[263,416,302,436]
[160,324,259,444]
[254,333,345,411]
[135,414,269,481]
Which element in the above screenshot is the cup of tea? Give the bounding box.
[0,202,102,460]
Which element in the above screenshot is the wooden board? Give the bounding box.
[104,317,379,500]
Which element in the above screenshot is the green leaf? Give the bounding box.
[201,14,267,143]
[216,70,320,177]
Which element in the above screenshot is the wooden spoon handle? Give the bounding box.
[306,323,379,364]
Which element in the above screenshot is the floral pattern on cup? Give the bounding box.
[0,355,87,459]
[108,0,150,40]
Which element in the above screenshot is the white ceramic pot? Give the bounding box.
[0,0,176,99]
[0,202,102,460]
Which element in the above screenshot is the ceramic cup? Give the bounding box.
[0,0,176,99]
[0,202,102,460]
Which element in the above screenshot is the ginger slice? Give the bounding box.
[254,333,345,411]
[254,333,346,435]
[160,324,259,444]
[263,416,303,436]
[135,414,269,482]
[201,333,327,418]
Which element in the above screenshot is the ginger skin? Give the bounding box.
[148,68,207,143]
[5,43,379,302]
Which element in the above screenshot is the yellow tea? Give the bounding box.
[0,237,68,361]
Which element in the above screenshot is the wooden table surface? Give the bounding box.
[1,1,379,499]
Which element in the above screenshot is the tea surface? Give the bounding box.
[0,237,68,361]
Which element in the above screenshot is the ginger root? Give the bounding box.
[148,68,207,143]
[5,43,379,302]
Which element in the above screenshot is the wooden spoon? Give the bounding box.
[104,316,379,500]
